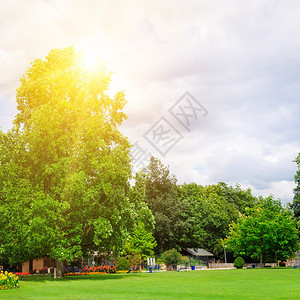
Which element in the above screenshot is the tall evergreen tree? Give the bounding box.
[144,157,192,252]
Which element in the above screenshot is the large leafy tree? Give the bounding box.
[226,196,299,265]
[291,153,300,220]
[0,47,144,275]
[217,182,256,214]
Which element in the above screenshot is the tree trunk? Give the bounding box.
[275,251,278,266]
[29,258,33,274]
[260,249,263,267]
[54,257,63,278]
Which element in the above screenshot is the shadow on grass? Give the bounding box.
[19,273,142,283]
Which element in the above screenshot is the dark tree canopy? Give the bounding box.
[143,157,192,252]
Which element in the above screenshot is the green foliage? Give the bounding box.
[226,196,299,265]
[177,183,257,254]
[154,254,164,265]
[133,222,157,260]
[190,257,201,266]
[162,249,182,265]
[180,256,190,266]
[0,175,58,266]
[291,153,300,220]
[278,261,286,267]
[217,182,256,213]
[129,172,155,233]
[144,157,192,252]
[141,164,257,255]
[0,271,19,290]
[234,257,245,269]
[124,222,157,262]
[0,47,147,269]
[116,257,130,271]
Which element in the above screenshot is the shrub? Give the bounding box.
[279,261,286,267]
[162,249,182,265]
[181,256,190,266]
[128,253,141,269]
[0,271,19,290]
[190,258,201,266]
[234,257,245,269]
[39,267,48,274]
[156,258,164,265]
[109,266,116,273]
[116,257,130,271]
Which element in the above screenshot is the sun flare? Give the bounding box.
[81,48,103,72]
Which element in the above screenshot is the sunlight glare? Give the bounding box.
[81,48,102,72]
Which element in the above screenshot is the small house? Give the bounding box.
[181,248,214,268]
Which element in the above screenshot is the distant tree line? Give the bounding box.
[138,156,299,264]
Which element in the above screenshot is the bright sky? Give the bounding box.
[1,0,299,204]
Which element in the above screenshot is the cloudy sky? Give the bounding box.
[1,0,299,204]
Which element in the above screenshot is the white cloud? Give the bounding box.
[251,180,296,206]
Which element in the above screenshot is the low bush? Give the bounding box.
[116,257,130,271]
[190,258,201,266]
[156,258,164,265]
[181,256,190,266]
[0,271,19,290]
[234,257,245,269]
[162,249,182,265]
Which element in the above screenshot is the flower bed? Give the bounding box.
[65,271,108,276]
[116,270,129,274]
[0,271,19,290]
[14,272,30,276]
[65,265,116,276]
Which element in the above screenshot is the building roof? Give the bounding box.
[184,248,214,257]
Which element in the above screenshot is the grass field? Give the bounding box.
[2,268,300,299]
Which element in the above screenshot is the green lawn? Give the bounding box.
[2,269,300,299]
